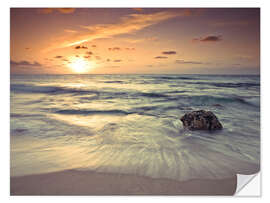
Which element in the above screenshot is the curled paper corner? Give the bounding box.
[234,172,261,196]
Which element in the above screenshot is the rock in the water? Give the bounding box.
[180,110,223,131]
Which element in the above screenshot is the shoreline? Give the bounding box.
[11,169,237,195]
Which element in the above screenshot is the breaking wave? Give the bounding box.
[10,74,260,180]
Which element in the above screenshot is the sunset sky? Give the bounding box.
[10,8,260,74]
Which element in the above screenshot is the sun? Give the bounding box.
[68,58,94,73]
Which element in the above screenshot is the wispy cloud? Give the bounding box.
[85,51,93,55]
[162,51,177,55]
[39,8,76,14]
[11,60,42,67]
[108,47,135,51]
[232,63,241,66]
[75,45,88,49]
[123,36,159,44]
[54,55,63,59]
[234,55,253,60]
[175,59,203,64]
[108,47,121,51]
[193,35,222,42]
[114,60,122,62]
[64,29,77,33]
[155,56,168,59]
[132,8,143,12]
[45,10,189,51]
[125,48,135,51]
[210,20,250,27]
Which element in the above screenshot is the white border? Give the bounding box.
[236,173,261,196]
[2,0,270,202]
[8,0,261,8]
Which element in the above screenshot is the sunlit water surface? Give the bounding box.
[10,74,260,181]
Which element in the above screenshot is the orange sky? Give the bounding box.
[10,8,260,74]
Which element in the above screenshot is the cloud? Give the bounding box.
[108,47,135,51]
[75,45,88,49]
[162,51,176,55]
[154,56,168,59]
[210,20,250,27]
[46,10,188,51]
[123,36,159,44]
[175,59,203,64]
[132,8,143,12]
[193,35,222,42]
[114,60,122,62]
[102,65,121,69]
[54,55,63,59]
[125,48,135,50]
[64,29,77,33]
[182,8,205,17]
[57,8,76,14]
[108,47,121,51]
[234,55,253,61]
[85,51,93,55]
[40,8,75,14]
[11,60,42,67]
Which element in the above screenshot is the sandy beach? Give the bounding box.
[10,170,236,195]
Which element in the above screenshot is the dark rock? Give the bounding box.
[180,110,223,131]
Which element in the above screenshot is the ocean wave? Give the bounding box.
[10,83,170,101]
[130,105,160,112]
[167,90,187,94]
[153,76,196,80]
[103,80,126,84]
[138,92,169,98]
[10,84,99,95]
[10,113,43,118]
[10,74,260,180]
[10,83,133,99]
[181,95,260,107]
[243,97,260,107]
[187,82,260,88]
[54,109,132,115]
[11,128,28,136]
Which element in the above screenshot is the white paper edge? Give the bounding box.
[234,172,261,196]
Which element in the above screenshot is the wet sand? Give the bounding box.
[10,169,237,195]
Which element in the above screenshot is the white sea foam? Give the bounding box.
[10,74,260,180]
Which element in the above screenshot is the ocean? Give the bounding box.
[10,74,260,181]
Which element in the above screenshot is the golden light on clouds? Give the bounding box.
[10,8,260,74]
[40,8,76,14]
[44,11,187,52]
[66,39,88,47]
